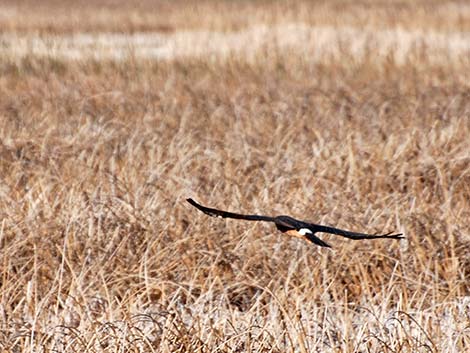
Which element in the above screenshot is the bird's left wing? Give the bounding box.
[308,223,403,241]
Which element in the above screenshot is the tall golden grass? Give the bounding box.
[0,1,469,352]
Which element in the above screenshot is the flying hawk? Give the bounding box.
[187,198,403,248]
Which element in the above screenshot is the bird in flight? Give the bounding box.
[187,198,403,248]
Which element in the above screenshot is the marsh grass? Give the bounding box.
[0,1,469,352]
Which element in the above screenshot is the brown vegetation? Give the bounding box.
[0,1,469,352]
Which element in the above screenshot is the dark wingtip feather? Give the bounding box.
[186,198,205,211]
[187,198,198,206]
[389,233,404,239]
[372,231,404,240]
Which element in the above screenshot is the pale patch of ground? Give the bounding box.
[1,24,469,64]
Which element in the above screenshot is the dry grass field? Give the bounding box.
[0,1,469,352]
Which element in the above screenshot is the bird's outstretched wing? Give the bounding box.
[307,223,403,241]
[186,198,274,222]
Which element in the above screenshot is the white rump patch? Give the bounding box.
[298,228,313,235]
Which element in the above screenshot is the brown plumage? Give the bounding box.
[187,198,403,248]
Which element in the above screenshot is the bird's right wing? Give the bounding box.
[186,198,274,222]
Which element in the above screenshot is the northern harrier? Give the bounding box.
[187,198,403,248]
